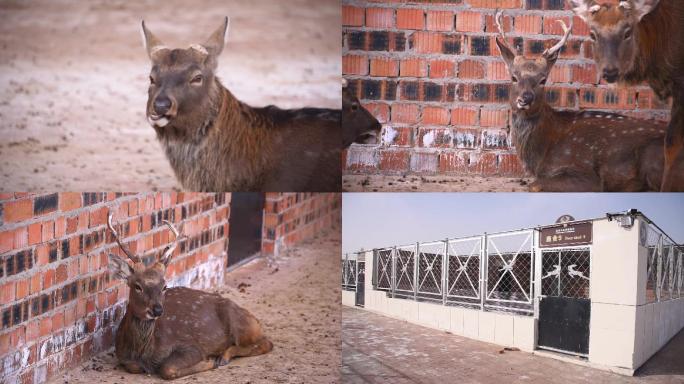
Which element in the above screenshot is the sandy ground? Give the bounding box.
[342,307,684,384]
[342,175,533,192]
[0,0,340,191]
[49,229,341,384]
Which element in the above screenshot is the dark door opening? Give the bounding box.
[538,249,591,356]
[355,261,365,307]
[227,193,265,268]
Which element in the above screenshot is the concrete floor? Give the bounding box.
[342,306,684,384]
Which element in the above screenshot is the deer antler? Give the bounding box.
[107,212,140,263]
[494,10,516,54]
[161,220,182,265]
[543,19,571,58]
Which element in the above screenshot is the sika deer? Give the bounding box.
[107,214,272,380]
[142,18,341,192]
[342,79,382,147]
[568,0,684,190]
[494,11,683,192]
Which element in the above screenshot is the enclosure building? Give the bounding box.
[342,210,684,375]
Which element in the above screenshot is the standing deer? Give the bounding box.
[568,0,684,190]
[494,11,683,192]
[342,79,382,147]
[107,213,272,380]
[142,17,341,192]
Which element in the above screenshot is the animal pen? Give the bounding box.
[342,210,684,375]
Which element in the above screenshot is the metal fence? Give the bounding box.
[342,253,357,291]
[645,222,683,303]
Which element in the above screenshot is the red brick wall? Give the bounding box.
[0,192,230,384]
[261,193,341,256]
[342,0,671,177]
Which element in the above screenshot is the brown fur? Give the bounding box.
[107,217,272,380]
[142,18,341,192]
[569,0,684,190]
[342,83,381,147]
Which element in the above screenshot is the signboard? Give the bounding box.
[540,221,592,248]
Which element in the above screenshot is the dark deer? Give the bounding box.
[342,79,382,147]
[568,0,684,190]
[494,11,683,192]
[107,213,272,380]
[141,17,341,192]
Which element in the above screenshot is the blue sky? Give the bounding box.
[342,193,684,254]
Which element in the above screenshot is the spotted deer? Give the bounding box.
[494,11,683,192]
[568,0,684,190]
[342,79,381,147]
[107,213,272,380]
[142,17,341,192]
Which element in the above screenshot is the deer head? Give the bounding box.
[107,213,181,321]
[342,78,382,145]
[141,17,229,133]
[494,11,571,115]
[568,0,660,83]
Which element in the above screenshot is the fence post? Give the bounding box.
[533,229,542,318]
[442,239,448,306]
[391,246,397,298]
[480,233,487,311]
[414,242,419,301]
[657,235,662,302]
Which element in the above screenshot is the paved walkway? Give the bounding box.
[342,306,684,384]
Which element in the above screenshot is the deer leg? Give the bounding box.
[217,337,273,366]
[158,348,216,380]
[120,360,146,374]
[531,175,601,192]
[661,90,684,191]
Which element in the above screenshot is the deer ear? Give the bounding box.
[495,37,516,70]
[108,253,134,280]
[568,0,598,22]
[140,20,168,60]
[202,16,230,58]
[629,0,660,21]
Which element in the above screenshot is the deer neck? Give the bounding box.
[118,308,156,358]
[511,103,555,176]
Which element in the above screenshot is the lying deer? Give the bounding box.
[342,79,382,147]
[494,11,683,192]
[568,0,684,190]
[141,17,341,192]
[107,213,272,380]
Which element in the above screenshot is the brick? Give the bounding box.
[43,269,55,289]
[427,11,454,31]
[410,151,439,173]
[0,230,13,254]
[469,0,521,8]
[29,223,42,245]
[382,127,412,146]
[458,60,485,79]
[370,57,399,77]
[396,8,424,30]
[488,61,510,80]
[4,199,32,223]
[343,55,368,75]
[59,192,82,211]
[16,279,29,299]
[456,11,481,32]
[515,15,543,34]
[366,8,393,28]
[391,104,420,124]
[480,108,509,127]
[470,36,491,56]
[544,16,571,35]
[572,63,598,85]
[362,102,390,123]
[410,32,442,54]
[42,221,54,242]
[34,193,58,216]
[55,217,66,238]
[451,107,479,126]
[418,128,452,148]
[379,150,410,172]
[342,6,364,26]
[0,281,15,303]
[422,107,450,125]
[400,58,428,77]
[89,207,107,227]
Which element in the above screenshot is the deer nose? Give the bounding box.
[602,67,619,83]
[152,304,163,317]
[153,97,172,116]
[518,92,535,106]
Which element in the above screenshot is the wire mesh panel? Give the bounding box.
[541,249,590,299]
[342,256,356,291]
[661,245,674,301]
[645,227,662,303]
[485,230,534,314]
[417,242,444,300]
[376,249,393,291]
[395,246,416,295]
[676,249,683,299]
[446,236,481,308]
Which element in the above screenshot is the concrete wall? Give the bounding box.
[342,290,356,307]
[360,250,536,352]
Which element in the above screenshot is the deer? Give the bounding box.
[141,17,341,192]
[342,79,382,147]
[568,0,684,191]
[106,213,273,380]
[493,11,684,192]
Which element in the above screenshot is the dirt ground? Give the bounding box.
[342,175,533,192]
[0,0,340,191]
[342,307,684,384]
[49,229,341,384]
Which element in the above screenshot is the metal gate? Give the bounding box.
[538,248,591,355]
[227,193,265,267]
[355,261,365,307]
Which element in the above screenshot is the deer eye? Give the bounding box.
[511,75,519,83]
[350,103,359,111]
[190,74,203,85]
[162,285,168,291]
[590,31,597,41]
[149,76,155,85]
[134,283,143,292]
[624,28,632,40]
[539,77,547,85]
